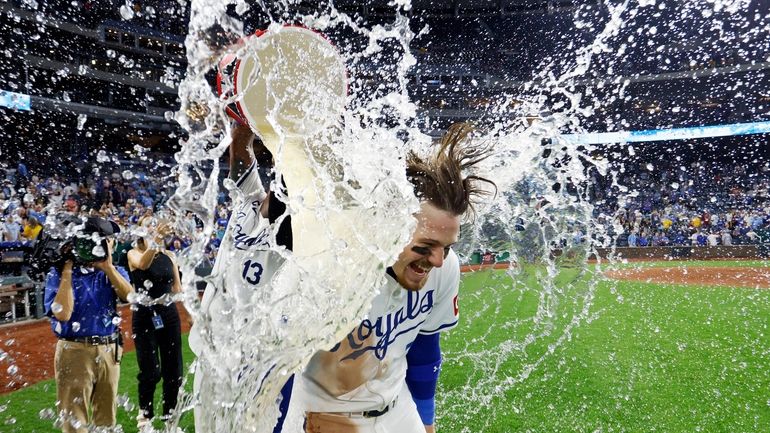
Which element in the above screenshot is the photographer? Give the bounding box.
[43,216,133,433]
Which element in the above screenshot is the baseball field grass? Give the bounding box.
[439,262,770,432]
[3,260,770,432]
[0,335,197,432]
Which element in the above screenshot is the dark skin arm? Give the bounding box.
[229,123,256,182]
[229,123,274,217]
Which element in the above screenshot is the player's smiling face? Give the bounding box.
[392,202,461,291]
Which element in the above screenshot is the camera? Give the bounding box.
[27,216,119,281]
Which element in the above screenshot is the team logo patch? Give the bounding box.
[334,289,435,361]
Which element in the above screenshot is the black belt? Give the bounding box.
[334,397,398,418]
[60,334,118,346]
[362,406,391,418]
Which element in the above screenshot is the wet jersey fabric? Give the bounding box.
[294,250,460,413]
[189,161,290,354]
[190,160,294,433]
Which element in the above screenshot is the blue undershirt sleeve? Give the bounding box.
[406,332,442,425]
[272,374,294,433]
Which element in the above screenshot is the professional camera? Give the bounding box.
[27,216,120,281]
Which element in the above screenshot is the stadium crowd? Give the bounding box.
[2,147,770,264]
[0,157,229,263]
[593,154,770,247]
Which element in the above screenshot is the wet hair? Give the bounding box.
[406,123,496,218]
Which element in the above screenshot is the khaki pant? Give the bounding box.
[54,339,122,433]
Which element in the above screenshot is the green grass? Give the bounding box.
[1,335,196,433]
[5,260,770,432]
[439,263,770,432]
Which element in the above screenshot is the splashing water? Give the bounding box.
[170,2,418,431]
[139,0,768,432]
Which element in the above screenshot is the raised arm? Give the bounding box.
[95,239,134,302]
[127,247,158,272]
[51,260,75,322]
[127,223,172,271]
[229,123,256,182]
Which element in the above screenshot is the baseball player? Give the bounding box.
[189,123,294,433]
[290,123,496,433]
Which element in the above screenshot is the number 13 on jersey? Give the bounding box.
[242,259,264,285]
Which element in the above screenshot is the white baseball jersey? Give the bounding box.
[293,250,461,413]
[189,161,289,355]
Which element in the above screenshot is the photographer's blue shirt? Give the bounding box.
[44,266,130,338]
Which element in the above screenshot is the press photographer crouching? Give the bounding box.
[43,216,134,433]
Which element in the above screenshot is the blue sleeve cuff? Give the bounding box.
[272,374,293,433]
[406,333,441,425]
[413,397,435,425]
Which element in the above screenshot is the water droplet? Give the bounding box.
[122,170,134,180]
[96,150,110,163]
[646,163,654,171]
[72,322,80,332]
[51,303,63,314]
[7,365,18,375]
[38,408,55,420]
[127,292,141,304]
[77,114,87,130]
[112,317,122,326]
[92,244,105,257]
[119,5,134,20]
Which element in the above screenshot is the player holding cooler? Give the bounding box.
[190,25,343,433]
[189,121,294,433]
[292,123,495,433]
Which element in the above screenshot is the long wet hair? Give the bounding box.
[406,123,496,218]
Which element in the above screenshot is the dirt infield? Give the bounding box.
[0,304,191,394]
[603,266,770,289]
